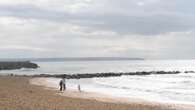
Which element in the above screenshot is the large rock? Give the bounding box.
[0,61,39,70]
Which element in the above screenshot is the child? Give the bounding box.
[78,84,81,92]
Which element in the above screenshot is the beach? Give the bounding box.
[0,76,194,110]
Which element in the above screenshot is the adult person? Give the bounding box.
[59,79,63,91]
[59,78,66,91]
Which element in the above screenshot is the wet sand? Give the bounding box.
[0,76,194,110]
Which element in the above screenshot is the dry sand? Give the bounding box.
[0,76,194,110]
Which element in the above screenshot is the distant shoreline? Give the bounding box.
[0,57,144,62]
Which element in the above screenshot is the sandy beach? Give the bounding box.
[0,76,194,110]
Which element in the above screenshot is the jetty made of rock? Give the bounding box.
[0,61,39,70]
[32,71,181,79]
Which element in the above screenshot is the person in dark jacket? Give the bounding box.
[59,79,63,91]
[59,78,66,91]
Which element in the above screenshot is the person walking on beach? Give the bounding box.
[59,79,63,91]
[59,78,66,91]
[78,84,81,92]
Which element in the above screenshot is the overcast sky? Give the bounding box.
[0,0,195,59]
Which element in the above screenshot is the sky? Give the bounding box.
[0,0,195,59]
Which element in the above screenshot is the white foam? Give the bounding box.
[39,74,195,105]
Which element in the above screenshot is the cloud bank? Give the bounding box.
[0,0,195,59]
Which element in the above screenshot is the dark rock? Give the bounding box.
[31,71,182,79]
[184,71,195,73]
[0,61,39,70]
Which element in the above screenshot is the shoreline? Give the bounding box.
[0,76,177,110]
[30,77,195,110]
[30,78,149,104]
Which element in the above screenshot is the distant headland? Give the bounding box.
[0,61,39,70]
[0,57,144,62]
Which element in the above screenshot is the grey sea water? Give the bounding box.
[1,60,195,104]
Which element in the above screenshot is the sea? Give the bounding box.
[1,59,195,105]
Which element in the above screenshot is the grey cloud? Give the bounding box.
[0,0,195,59]
[0,4,73,21]
[0,0,195,35]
